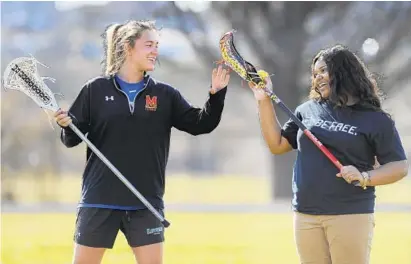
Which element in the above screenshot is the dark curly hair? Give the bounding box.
[309,44,386,114]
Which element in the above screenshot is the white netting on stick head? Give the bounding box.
[2,55,60,112]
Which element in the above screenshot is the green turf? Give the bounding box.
[2,212,410,264]
[3,174,411,205]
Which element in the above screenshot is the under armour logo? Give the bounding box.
[105,96,114,101]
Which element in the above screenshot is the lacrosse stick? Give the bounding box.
[218,30,363,188]
[2,56,171,226]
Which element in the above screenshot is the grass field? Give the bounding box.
[2,175,410,263]
[3,174,411,205]
[2,212,411,264]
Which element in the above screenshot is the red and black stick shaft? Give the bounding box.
[261,86,361,187]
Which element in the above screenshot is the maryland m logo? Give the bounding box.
[145,95,157,111]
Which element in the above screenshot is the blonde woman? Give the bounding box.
[54,20,230,264]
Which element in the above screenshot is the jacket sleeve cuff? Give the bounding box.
[209,86,227,103]
[58,112,79,131]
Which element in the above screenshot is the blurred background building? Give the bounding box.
[1,1,411,208]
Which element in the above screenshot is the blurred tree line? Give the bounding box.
[2,1,410,201]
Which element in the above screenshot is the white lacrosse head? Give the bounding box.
[2,56,60,112]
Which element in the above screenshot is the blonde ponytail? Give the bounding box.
[104,23,122,76]
[101,20,158,76]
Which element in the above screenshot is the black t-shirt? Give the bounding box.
[281,99,407,215]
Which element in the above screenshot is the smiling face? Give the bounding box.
[309,45,383,109]
[312,58,330,99]
[103,20,159,77]
[128,29,159,72]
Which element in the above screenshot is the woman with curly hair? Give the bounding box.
[249,45,408,264]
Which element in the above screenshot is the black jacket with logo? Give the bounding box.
[61,75,227,209]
